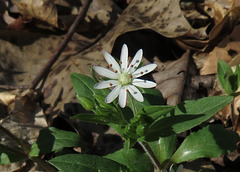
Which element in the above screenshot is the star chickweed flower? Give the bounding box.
[93,44,157,108]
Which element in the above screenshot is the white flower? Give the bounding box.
[93,44,157,108]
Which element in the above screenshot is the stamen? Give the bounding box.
[136,60,140,63]
[126,89,129,92]
[129,75,132,79]
[140,71,143,74]
[109,83,113,86]
[128,57,131,61]
[130,65,134,67]
[119,61,122,64]
[114,70,118,73]
[109,64,112,67]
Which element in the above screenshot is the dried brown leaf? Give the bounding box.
[177,1,240,51]
[12,0,58,27]
[153,51,190,105]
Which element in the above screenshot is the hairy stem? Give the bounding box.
[128,95,162,171]
[138,141,162,171]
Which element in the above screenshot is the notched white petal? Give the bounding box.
[127,85,143,102]
[132,63,157,78]
[94,80,119,89]
[120,44,128,72]
[128,49,142,72]
[93,66,119,79]
[103,51,120,73]
[119,86,127,108]
[132,79,156,88]
[105,85,121,103]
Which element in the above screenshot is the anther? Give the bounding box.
[109,64,112,67]
[128,57,131,61]
[119,61,122,64]
[114,70,118,73]
[126,89,129,92]
[109,83,113,86]
[129,75,132,79]
[130,65,134,67]
[140,71,143,74]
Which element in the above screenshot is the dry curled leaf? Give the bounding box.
[193,25,240,75]
[12,0,58,27]
[177,1,240,51]
[153,51,190,105]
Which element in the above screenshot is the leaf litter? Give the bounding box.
[0,0,240,171]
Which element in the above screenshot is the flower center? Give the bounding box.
[118,73,132,85]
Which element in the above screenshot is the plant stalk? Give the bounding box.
[128,95,162,171]
[138,141,162,171]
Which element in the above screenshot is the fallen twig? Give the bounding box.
[0,84,29,90]
[30,0,93,89]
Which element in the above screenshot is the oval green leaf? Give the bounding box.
[145,96,233,140]
[171,125,239,163]
[49,154,128,172]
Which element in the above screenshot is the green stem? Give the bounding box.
[128,95,162,171]
[138,141,162,171]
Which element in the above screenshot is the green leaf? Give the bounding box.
[76,96,95,111]
[0,145,26,164]
[217,60,234,94]
[105,143,153,172]
[137,105,175,121]
[171,125,239,163]
[72,113,122,125]
[129,88,164,111]
[148,135,176,166]
[70,73,110,110]
[108,123,126,136]
[49,154,128,172]
[30,127,84,156]
[234,65,240,89]
[145,96,233,140]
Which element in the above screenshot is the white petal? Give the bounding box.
[94,80,119,89]
[118,86,127,108]
[120,44,128,72]
[105,85,121,103]
[132,79,156,88]
[127,49,142,72]
[93,66,118,79]
[127,85,143,102]
[132,63,157,78]
[103,51,121,74]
